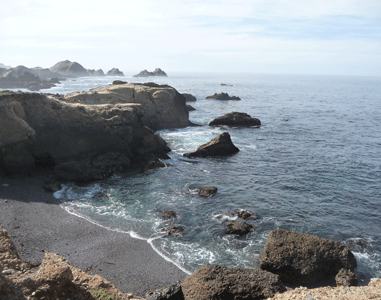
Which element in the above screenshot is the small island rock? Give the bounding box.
[198,186,217,197]
[133,68,167,77]
[206,92,240,100]
[209,112,261,127]
[107,68,124,76]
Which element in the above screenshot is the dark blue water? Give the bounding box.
[52,73,381,283]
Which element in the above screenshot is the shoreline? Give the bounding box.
[0,174,187,297]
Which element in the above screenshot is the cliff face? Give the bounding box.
[0,83,190,180]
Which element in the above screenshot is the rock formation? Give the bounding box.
[50,60,89,77]
[183,132,239,158]
[162,226,185,236]
[182,93,196,102]
[260,229,357,285]
[133,68,167,77]
[209,112,261,127]
[146,281,183,300]
[206,92,241,100]
[0,226,143,300]
[226,220,254,235]
[197,186,217,197]
[107,68,124,76]
[0,83,190,180]
[181,264,286,300]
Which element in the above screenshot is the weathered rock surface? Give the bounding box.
[0,226,143,300]
[335,268,358,287]
[161,210,177,219]
[206,92,241,100]
[198,186,218,197]
[226,220,254,235]
[133,68,167,77]
[146,281,183,300]
[181,264,286,300]
[163,226,185,236]
[260,229,357,285]
[64,82,190,131]
[183,132,239,158]
[182,93,197,102]
[0,85,189,180]
[107,68,124,76]
[209,112,261,127]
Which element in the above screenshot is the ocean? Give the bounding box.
[34,72,381,283]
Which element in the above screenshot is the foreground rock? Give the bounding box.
[206,92,241,100]
[181,264,286,300]
[209,112,261,127]
[0,226,143,300]
[260,229,357,285]
[133,68,167,77]
[0,84,190,180]
[183,132,239,158]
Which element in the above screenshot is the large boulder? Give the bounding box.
[260,229,357,285]
[181,264,286,300]
[209,112,261,127]
[0,89,183,180]
[206,93,240,100]
[64,83,190,131]
[183,132,239,158]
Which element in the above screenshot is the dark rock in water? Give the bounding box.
[260,229,357,285]
[107,68,124,76]
[112,80,128,85]
[220,83,233,86]
[186,104,195,111]
[182,93,197,102]
[206,92,240,100]
[146,157,167,170]
[0,69,57,91]
[133,68,167,77]
[231,209,257,220]
[198,186,217,197]
[181,264,286,300]
[163,226,184,236]
[43,179,62,192]
[209,112,261,127]
[226,220,254,235]
[183,132,239,158]
[146,281,184,300]
[161,211,177,219]
[335,268,358,287]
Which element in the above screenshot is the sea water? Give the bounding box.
[36,72,381,283]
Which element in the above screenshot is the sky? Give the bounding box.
[1,0,380,76]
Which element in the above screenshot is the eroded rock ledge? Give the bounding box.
[0,83,190,181]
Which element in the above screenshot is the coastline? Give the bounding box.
[0,174,187,297]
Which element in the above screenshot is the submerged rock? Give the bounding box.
[209,112,261,127]
[206,92,240,100]
[226,220,254,235]
[197,186,217,197]
[230,209,257,220]
[183,132,239,158]
[161,211,177,219]
[163,226,185,236]
[181,264,286,300]
[260,229,357,285]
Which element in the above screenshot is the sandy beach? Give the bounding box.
[0,174,188,298]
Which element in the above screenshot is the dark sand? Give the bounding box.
[0,175,188,297]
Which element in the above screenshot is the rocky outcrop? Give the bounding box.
[161,210,177,219]
[198,186,217,197]
[186,104,195,111]
[226,220,254,235]
[146,281,183,300]
[335,268,358,287]
[183,132,239,158]
[0,85,189,180]
[181,264,286,300]
[133,68,168,77]
[64,82,190,131]
[206,93,240,100]
[107,68,124,76]
[182,93,196,102]
[209,112,261,127]
[163,226,185,236]
[0,226,143,300]
[50,60,89,77]
[260,229,357,285]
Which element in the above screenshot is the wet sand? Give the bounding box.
[0,175,187,297]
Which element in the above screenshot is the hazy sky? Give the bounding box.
[1,0,380,76]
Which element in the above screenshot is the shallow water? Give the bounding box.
[44,72,381,283]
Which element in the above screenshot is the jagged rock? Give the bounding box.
[209,112,261,127]
[0,89,184,180]
[133,68,167,77]
[107,68,124,76]
[0,226,143,300]
[198,186,217,197]
[163,226,185,236]
[205,93,240,100]
[181,264,286,300]
[186,104,195,111]
[230,209,257,220]
[260,229,357,285]
[226,220,254,235]
[146,281,183,300]
[183,132,239,158]
[335,268,358,287]
[182,93,196,102]
[161,211,177,219]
